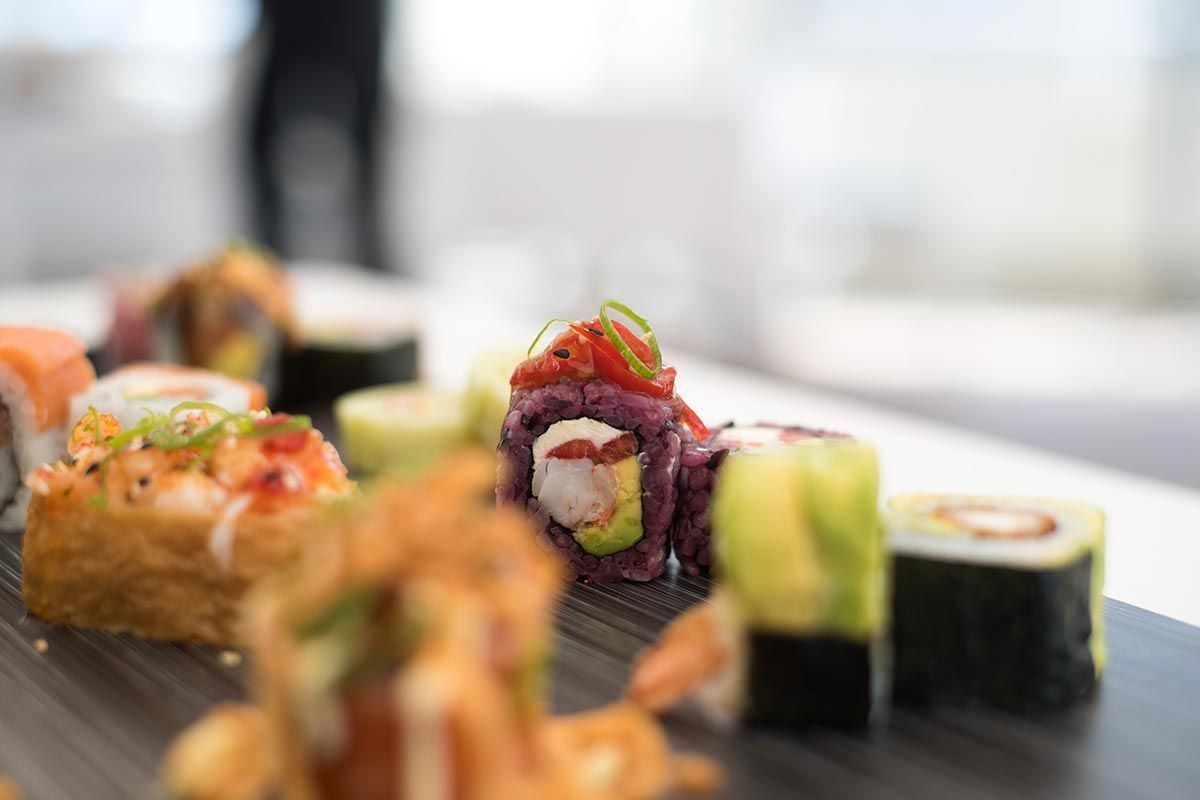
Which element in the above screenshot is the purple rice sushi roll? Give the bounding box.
[673,424,849,577]
[498,300,709,582]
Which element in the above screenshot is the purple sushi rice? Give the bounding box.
[672,423,850,577]
[497,378,683,582]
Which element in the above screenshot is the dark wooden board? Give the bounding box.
[1,523,1198,799]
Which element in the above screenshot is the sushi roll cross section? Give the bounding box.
[888,494,1105,712]
[631,439,887,728]
[498,300,709,582]
[70,363,266,429]
[673,423,849,577]
[155,242,295,398]
[0,326,96,530]
[22,404,355,645]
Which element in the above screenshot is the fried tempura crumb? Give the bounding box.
[0,776,24,800]
[218,650,243,668]
[32,638,48,654]
[162,704,274,800]
[671,753,723,795]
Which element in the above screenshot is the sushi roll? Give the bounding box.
[279,323,419,406]
[154,241,295,399]
[164,459,716,800]
[887,493,1105,712]
[498,300,709,582]
[673,423,848,577]
[630,440,887,727]
[334,383,471,477]
[69,363,266,429]
[463,347,526,445]
[22,404,355,645]
[0,326,96,530]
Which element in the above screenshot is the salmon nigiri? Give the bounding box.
[0,326,95,528]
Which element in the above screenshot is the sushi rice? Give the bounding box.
[69,364,266,429]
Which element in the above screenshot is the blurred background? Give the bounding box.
[0,0,1196,486]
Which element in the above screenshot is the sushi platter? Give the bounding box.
[0,245,1199,799]
[1,537,1198,798]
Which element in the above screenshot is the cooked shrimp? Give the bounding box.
[67,410,121,460]
[627,598,730,714]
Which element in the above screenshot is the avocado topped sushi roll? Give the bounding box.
[630,439,887,727]
[888,494,1105,712]
[498,300,709,582]
[673,423,849,577]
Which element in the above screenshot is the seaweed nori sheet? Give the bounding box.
[892,553,1096,711]
[745,633,878,726]
[279,337,418,405]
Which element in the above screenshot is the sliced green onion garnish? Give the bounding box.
[89,406,105,444]
[526,318,575,357]
[598,299,662,379]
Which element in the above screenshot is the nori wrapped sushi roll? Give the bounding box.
[713,440,886,726]
[887,494,1106,712]
[673,424,849,577]
[498,300,708,582]
[279,323,418,406]
[630,439,886,726]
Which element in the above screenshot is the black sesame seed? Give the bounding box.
[85,463,100,475]
[587,327,603,336]
[553,348,570,359]
[138,477,151,488]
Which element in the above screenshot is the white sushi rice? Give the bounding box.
[887,494,1104,569]
[69,365,260,429]
[0,364,71,530]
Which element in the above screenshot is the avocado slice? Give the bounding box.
[572,456,643,556]
[712,450,822,633]
[712,441,883,639]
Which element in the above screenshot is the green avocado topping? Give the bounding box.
[572,456,643,556]
[712,440,883,640]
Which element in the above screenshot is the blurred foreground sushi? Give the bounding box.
[163,459,719,800]
[0,327,96,529]
[631,440,887,727]
[887,493,1105,711]
[672,423,849,577]
[154,242,295,398]
[498,300,709,582]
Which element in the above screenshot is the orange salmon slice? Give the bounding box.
[0,327,96,432]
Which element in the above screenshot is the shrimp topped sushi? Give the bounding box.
[22,403,355,645]
[498,300,708,582]
[0,326,96,529]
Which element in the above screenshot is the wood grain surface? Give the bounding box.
[1,524,1197,799]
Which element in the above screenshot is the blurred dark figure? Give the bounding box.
[248,0,387,268]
